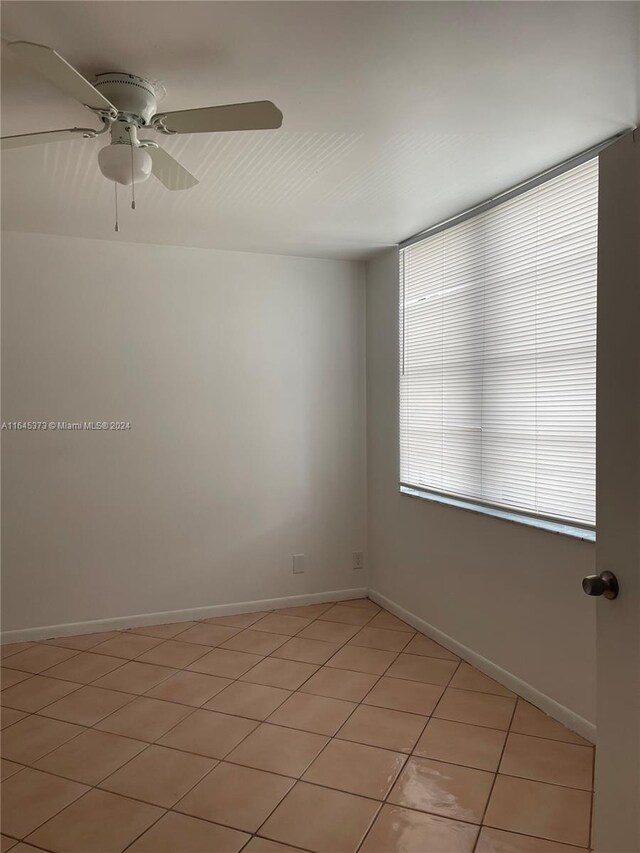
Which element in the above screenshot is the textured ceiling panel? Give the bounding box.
[1,1,638,259]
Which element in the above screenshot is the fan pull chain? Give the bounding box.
[114,183,120,233]
[130,140,136,210]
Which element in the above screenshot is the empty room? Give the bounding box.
[1,2,638,852]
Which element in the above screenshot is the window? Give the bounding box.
[399,157,598,530]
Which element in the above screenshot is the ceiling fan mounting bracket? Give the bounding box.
[92,73,161,126]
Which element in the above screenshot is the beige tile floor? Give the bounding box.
[0,599,594,853]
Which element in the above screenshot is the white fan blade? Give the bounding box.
[149,146,199,191]
[1,128,94,149]
[156,101,283,134]
[7,41,116,112]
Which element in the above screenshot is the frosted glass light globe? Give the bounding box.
[98,143,152,186]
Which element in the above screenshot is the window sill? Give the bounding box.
[399,485,596,542]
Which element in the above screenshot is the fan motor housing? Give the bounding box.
[92,73,160,125]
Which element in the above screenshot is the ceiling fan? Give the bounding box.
[1,39,283,223]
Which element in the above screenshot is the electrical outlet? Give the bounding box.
[352,551,364,570]
[292,554,305,574]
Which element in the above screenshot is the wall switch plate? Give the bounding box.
[352,551,364,570]
[293,554,305,574]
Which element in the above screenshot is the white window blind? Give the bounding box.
[399,157,598,527]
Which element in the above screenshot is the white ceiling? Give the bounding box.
[1,1,638,260]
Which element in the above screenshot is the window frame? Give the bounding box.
[396,132,629,540]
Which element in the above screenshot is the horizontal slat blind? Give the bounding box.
[400,157,598,526]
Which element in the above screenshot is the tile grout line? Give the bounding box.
[123,601,386,853]
[2,672,593,771]
[4,725,594,844]
[7,673,593,747]
[186,602,394,851]
[1,601,382,845]
[239,599,389,848]
[0,613,285,846]
[2,763,593,853]
[470,690,519,852]
[3,603,368,709]
[250,609,442,852]
[5,610,589,756]
[0,605,341,847]
[1,599,594,852]
[352,652,464,853]
[3,606,383,746]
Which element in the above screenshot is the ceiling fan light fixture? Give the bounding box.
[98,142,152,186]
[2,40,283,204]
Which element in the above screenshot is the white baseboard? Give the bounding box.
[1,587,368,645]
[2,583,596,744]
[369,589,596,744]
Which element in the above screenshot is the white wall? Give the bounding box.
[366,248,597,727]
[1,229,598,729]
[1,232,366,633]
